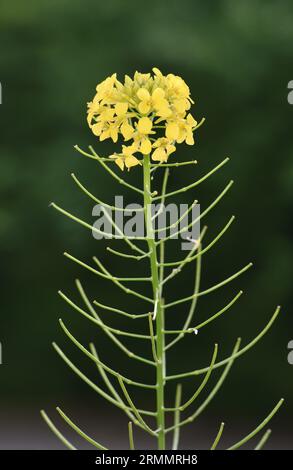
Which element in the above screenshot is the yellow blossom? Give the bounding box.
[95,73,117,104]
[166,121,179,141]
[134,117,153,154]
[137,87,169,115]
[152,138,176,163]
[110,144,141,171]
[137,117,153,134]
[120,121,134,140]
[134,71,151,86]
[87,68,203,170]
[176,114,197,145]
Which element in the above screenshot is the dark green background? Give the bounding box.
[0,0,292,449]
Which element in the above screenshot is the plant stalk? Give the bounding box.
[143,155,165,449]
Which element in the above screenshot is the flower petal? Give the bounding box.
[110,126,118,142]
[166,122,179,140]
[166,144,176,155]
[137,88,150,101]
[100,129,110,141]
[187,113,197,127]
[92,122,103,136]
[152,87,165,101]
[157,106,172,119]
[186,132,194,145]
[173,99,187,114]
[138,101,151,114]
[120,121,134,140]
[140,138,152,154]
[115,102,128,116]
[115,157,125,171]
[153,67,162,77]
[152,147,167,162]
[125,156,141,169]
[137,117,153,134]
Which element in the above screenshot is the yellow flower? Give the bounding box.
[134,71,151,86]
[87,68,203,169]
[114,102,135,141]
[137,117,153,134]
[110,144,141,171]
[95,73,117,104]
[92,120,118,143]
[134,117,153,154]
[165,121,179,141]
[120,121,134,140]
[152,138,176,163]
[137,87,169,115]
[176,114,197,145]
[87,99,100,127]
[115,102,128,116]
[166,74,192,109]
[137,137,152,155]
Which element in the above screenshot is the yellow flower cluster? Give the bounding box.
[87,68,202,170]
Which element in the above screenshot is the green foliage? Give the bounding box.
[42,147,283,449]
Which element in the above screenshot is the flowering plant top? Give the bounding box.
[87,68,204,170]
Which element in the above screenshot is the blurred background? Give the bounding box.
[0,0,292,450]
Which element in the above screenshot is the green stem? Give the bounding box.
[128,422,135,450]
[143,155,165,450]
